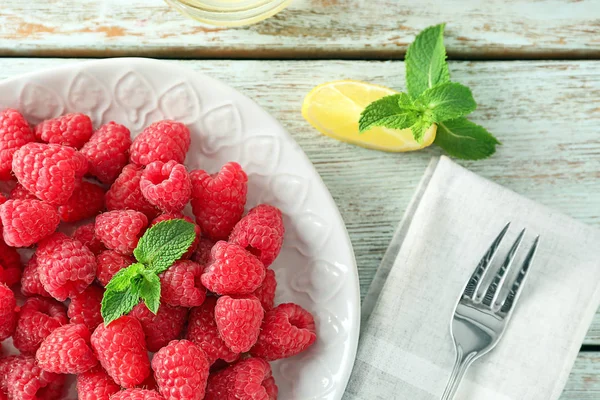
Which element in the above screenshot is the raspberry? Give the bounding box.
[9,183,37,200]
[57,181,105,222]
[0,264,20,287]
[215,295,264,353]
[0,109,35,181]
[96,250,134,287]
[0,239,21,287]
[191,237,214,265]
[73,222,106,255]
[76,366,120,400]
[4,355,65,400]
[140,161,191,213]
[95,210,148,256]
[201,241,265,295]
[151,340,209,400]
[21,256,51,297]
[137,374,158,391]
[80,121,132,184]
[36,323,97,374]
[150,213,200,259]
[190,162,247,240]
[111,389,165,400]
[130,120,190,166]
[205,357,277,400]
[129,302,187,352]
[185,297,239,365]
[229,204,284,268]
[37,232,96,301]
[159,260,206,307]
[106,164,159,219]
[34,113,93,149]
[253,268,277,311]
[0,283,18,341]
[0,199,60,247]
[90,315,151,388]
[13,296,68,355]
[251,303,316,361]
[68,285,104,331]
[12,142,88,205]
[0,192,5,205]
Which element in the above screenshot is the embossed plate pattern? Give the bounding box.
[0,58,360,400]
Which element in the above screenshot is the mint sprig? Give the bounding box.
[359,24,500,160]
[100,219,196,325]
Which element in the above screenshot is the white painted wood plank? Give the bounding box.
[0,0,598,58]
[562,353,600,399]
[0,58,599,349]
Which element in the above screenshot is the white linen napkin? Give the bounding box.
[343,156,600,400]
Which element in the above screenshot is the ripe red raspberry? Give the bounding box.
[137,374,158,391]
[215,295,264,353]
[13,296,68,354]
[36,323,97,374]
[37,232,96,301]
[57,181,105,222]
[12,142,88,205]
[253,268,277,311]
[201,241,265,295]
[90,315,151,388]
[112,389,165,400]
[76,366,120,400]
[130,120,190,166]
[9,183,37,200]
[190,162,247,240]
[73,222,106,255]
[0,192,5,205]
[186,297,239,365]
[251,303,317,361]
[0,199,60,247]
[0,238,21,287]
[205,357,277,400]
[140,161,191,213]
[21,256,51,297]
[95,210,148,256]
[0,283,18,341]
[0,264,20,287]
[4,355,65,400]
[0,108,35,181]
[68,285,104,331]
[34,113,93,149]
[129,302,187,352]
[96,250,134,287]
[151,340,209,400]
[106,164,159,219]
[230,204,284,268]
[151,213,200,259]
[159,260,206,307]
[191,237,214,265]
[80,121,132,184]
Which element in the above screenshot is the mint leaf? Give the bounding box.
[104,263,144,292]
[139,271,161,314]
[134,219,196,274]
[101,277,142,325]
[410,119,434,143]
[359,94,418,133]
[405,24,450,98]
[417,82,476,122]
[435,118,501,160]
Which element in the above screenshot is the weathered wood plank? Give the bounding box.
[0,0,599,58]
[0,59,599,348]
[562,353,600,399]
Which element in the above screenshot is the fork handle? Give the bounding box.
[441,346,478,400]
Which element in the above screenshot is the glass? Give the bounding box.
[166,0,292,27]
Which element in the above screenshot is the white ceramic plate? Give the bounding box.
[0,58,360,400]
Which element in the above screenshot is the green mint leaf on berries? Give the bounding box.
[405,23,450,98]
[134,219,197,274]
[101,275,142,325]
[139,270,161,314]
[435,118,501,160]
[359,93,419,133]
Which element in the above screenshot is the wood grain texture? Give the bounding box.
[0,0,599,59]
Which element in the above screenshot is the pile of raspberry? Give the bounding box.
[0,109,317,400]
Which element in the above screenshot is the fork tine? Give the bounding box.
[482,228,526,307]
[499,236,540,315]
[462,222,510,300]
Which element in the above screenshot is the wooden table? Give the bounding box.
[2,0,599,397]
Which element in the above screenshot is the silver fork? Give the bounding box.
[441,223,540,400]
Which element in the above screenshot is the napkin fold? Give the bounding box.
[344,156,600,400]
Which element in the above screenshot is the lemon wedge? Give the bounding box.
[301,80,436,152]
